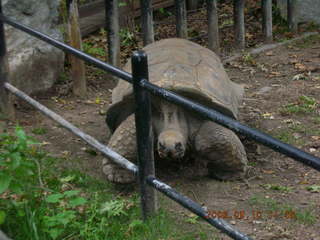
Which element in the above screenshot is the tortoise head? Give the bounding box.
[157,129,186,159]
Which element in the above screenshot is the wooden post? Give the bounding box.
[262,0,273,43]
[140,0,154,46]
[233,0,245,49]
[105,0,120,68]
[0,0,14,119]
[132,51,158,219]
[287,0,298,32]
[207,0,219,54]
[175,0,188,38]
[187,0,198,10]
[67,0,87,97]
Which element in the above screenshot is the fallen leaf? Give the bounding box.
[265,51,274,56]
[294,63,307,72]
[268,71,281,78]
[262,169,275,174]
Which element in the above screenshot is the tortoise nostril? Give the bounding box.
[159,142,165,149]
[175,142,182,151]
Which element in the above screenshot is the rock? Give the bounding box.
[276,0,320,25]
[3,0,64,94]
[257,86,272,95]
[0,230,12,240]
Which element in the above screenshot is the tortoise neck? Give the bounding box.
[160,101,188,143]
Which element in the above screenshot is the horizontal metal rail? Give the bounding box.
[2,13,319,172]
[2,14,319,174]
[141,80,320,171]
[2,13,320,240]
[147,176,252,240]
[4,82,137,174]
[4,82,251,239]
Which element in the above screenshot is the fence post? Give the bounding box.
[66,0,87,97]
[287,0,297,32]
[0,0,14,120]
[233,0,245,49]
[132,51,158,220]
[175,0,188,38]
[187,0,198,10]
[140,0,154,46]
[207,0,219,54]
[262,0,273,43]
[105,0,120,68]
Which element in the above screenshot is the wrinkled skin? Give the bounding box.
[103,99,248,183]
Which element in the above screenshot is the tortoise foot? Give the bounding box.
[103,159,135,183]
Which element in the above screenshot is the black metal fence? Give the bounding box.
[0,3,319,240]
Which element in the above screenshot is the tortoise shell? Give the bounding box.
[106,38,244,132]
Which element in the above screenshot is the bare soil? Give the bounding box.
[6,2,320,239]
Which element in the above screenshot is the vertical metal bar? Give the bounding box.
[0,0,14,119]
[287,0,297,32]
[187,0,198,10]
[262,0,273,43]
[132,51,158,220]
[175,0,188,38]
[140,0,154,46]
[207,0,220,54]
[233,0,245,49]
[105,0,120,67]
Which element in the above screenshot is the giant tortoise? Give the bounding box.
[103,38,248,183]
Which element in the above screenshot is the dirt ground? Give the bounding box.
[10,34,320,239]
[7,2,320,238]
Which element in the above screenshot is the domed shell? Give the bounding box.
[107,38,244,132]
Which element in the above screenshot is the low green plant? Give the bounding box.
[281,95,318,115]
[306,185,320,193]
[32,128,47,135]
[119,28,136,46]
[261,184,292,192]
[82,42,106,57]
[242,53,256,65]
[249,195,317,225]
[313,117,320,124]
[43,190,87,239]
[0,127,39,195]
[158,7,172,17]
[0,128,211,240]
[292,34,320,49]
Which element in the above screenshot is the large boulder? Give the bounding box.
[3,0,64,94]
[277,0,320,25]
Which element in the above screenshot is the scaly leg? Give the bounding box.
[194,121,248,180]
[103,114,137,183]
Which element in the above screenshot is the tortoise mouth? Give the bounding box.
[158,148,185,160]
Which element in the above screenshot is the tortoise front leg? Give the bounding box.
[103,114,137,183]
[194,121,248,180]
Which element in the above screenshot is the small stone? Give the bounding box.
[230,220,236,225]
[257,86,272,94]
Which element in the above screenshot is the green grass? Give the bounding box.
[292,34,320,49]
[0,128,211,240]
[82,42,106,58]
[313,117,320,124]
[261,184,292,192]
[249,195,317,225]
[31,127,47,135]
[275,124,306,145]
[280,95,318,115]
